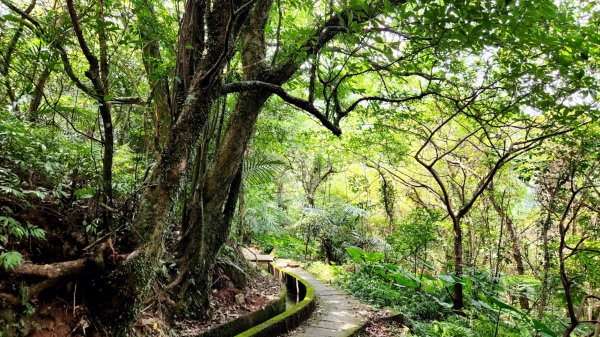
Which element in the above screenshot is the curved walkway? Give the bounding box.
[276,262,370,337]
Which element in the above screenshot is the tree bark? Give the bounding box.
[538,172,568,318]
[238,182,248,244]
[560,190,583,337]
[7,258,89,279]
[97,0,114,231]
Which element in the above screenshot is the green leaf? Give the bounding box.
[391,272,420,287]
[75,187,96,199]
[345,246,365,263]
[0,216,25,239]
[532,319,558,337]
[489,297,524,317]
[0,185,24,198]
[27,225,45,239]
[362,251,384,263]
[430,294,453,309]
[437,274,455,284]
[0,251,23,270]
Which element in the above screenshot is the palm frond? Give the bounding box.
[242,155,285,187]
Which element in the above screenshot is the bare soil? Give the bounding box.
[28,299,91,337]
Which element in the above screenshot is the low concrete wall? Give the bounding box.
[196,285,287,337]
[235,264,316,337]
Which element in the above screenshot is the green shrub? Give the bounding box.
[0,110,100,190]
[0,213,45,270]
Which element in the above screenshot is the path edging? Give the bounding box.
[235,264,316,337]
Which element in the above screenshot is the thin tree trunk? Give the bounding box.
[238,183,247,244]
[97,0,113,231]
[559,188,584,337]
[305,232,311,260]
[100,104,114,230]
[466,218,474,267]
[28,65,52,121]
[378,170,395,231]
[488,191,530,310]
[134,0,172,153]
[537,216,553,317]
[321,237,334,264]
[276,182,285,209]
[65,0,114,230]
[594,310,600,337]
[1,0,36,107]
[452,217,464,310]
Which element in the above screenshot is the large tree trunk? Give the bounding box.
[116,1,253,330]
[178,165,243,312]
[118,0,401,331]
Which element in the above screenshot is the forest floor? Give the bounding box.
[355,311,410,337]
[12,263,282,337]
[176,272,282,336]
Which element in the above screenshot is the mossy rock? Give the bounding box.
[215,260,248,288]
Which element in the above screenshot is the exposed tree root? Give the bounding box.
[0,292,19,305]
[7,257,89,279]
[28,278,60,299]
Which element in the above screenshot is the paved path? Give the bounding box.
[279,264,371,337]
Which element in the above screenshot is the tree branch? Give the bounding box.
[221,81,342,135]
[66,0,99,74]
[0,0,40,29]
